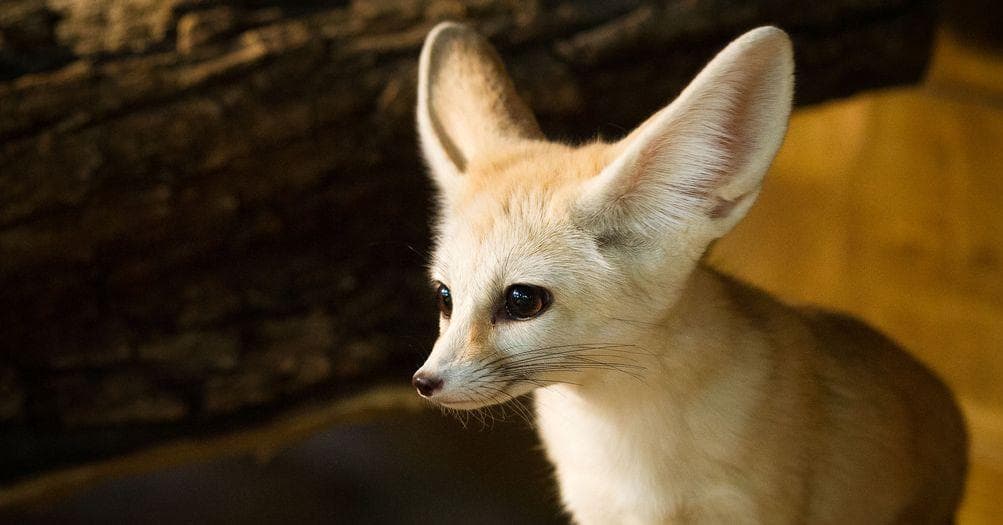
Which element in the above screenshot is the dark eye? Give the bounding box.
[435,282,452,318]
[504,284,551,320]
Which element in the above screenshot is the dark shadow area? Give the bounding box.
[3,409,565,524]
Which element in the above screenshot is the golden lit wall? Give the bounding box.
[709,31,1003,524]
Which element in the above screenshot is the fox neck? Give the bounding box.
[533,263,795,523]
[536,263,772,421]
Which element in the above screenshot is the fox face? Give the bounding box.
[412,23,794,409]
[419,142,643,408]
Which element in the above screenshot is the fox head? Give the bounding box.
[411,23,794,408]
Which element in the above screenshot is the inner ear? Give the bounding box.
[417,22,543,182]
[578,26,794,242]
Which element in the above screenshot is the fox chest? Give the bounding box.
[533,388,766,524]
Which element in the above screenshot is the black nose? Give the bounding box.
[412,372,443,397]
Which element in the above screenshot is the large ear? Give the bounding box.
[579,26,794,248]
[417,22,543,192]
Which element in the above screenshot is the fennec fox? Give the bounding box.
[411,22,967,524]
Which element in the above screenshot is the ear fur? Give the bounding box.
[417,22,543,193]
[579,26,794,247]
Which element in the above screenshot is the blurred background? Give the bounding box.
[0,0,1000,523]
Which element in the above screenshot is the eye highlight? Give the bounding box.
[435,282,452,318]
[503,284,551,320]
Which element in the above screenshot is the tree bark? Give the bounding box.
[0,0,936,492]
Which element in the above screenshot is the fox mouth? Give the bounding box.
[436,398,496,410]
[431,384,517,410]
[424,377,523,410]
[417,343,648,411]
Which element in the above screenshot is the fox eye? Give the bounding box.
[435,282,452,318]
[504,284,551,320]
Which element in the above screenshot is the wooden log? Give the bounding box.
[0,0,936,494]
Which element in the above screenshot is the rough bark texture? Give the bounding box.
[0,0,936,489]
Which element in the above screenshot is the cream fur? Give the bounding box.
[413,22,967,524]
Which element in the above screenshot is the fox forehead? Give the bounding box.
[463,140,611,192]
[441,140,612,237]
[429,141,613,290]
